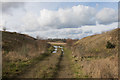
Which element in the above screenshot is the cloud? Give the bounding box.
[22,5,117,32]
[25,22,117,39]
[81,22,118,34]
[96,8,118,24]
[37,5,96,29]
[1,3,118,39]
[2,2,25,14]
[21,5,96,32]
[22,12,40,32]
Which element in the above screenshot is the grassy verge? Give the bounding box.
[3,46,54,78]
[69,49,118,78]
[41,45,64,78]
[64,47,88,78]
[63,47,78,77]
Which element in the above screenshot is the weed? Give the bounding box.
[106,41,115,49]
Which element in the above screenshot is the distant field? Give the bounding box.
[48,42,66,45]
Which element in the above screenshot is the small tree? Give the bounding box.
[66,38,74,48]
[36,35,43,40]
[3,27,6,31]
[106,41,115,49]
[36,35,40,40]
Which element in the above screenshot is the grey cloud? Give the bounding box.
[2,2,25,14]
[16,22,117,39]
[21,5,96,32]
[1,3,118,39]
[84,30,92,34]
[11,4,118,34]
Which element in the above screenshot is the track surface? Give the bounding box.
[18,45,73,78]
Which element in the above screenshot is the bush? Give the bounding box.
[106,41,115,49]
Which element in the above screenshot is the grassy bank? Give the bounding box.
[17,45,62,78]
[63,47,83,78]
[71,28,119,78]
[64,47,118,78]
[3,46,54,78]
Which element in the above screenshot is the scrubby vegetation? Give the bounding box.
[66,39,78,49]
[2,28,119,78]
[106,41,116,49]
[2,31,54,78]
[68,28,119,78]
[47,38,67,43]
[46,38,78,43]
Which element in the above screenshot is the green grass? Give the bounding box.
[3,55,49,78]
[48,46,55,53]
[64,47,90,78]
[2,45,54,78]
[3,60,31,78]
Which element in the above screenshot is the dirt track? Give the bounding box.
[55,53,73,78]
[18,45,73,78]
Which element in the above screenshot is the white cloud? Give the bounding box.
[22,12,39,31]
[21,5,96,32]
[96,8,118,24]
[1,4,118,39]
[22,5,118,32]
[0,19,5,28]
[26,22,117,39]
[81,22,118,34]
[37,5,96,29]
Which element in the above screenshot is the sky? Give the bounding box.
[0,2,119,39]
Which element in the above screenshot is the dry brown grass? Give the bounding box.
[73,28,119,57]
[3,43,48,62]
[80,54,118,78]
[48,42,66,45]
[72,28,119,78]
[2,31,52,78]
[2,31,50,60]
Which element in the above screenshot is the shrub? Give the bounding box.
[66,39,74,48]
[106,41,115,49]
[3,27,6,31]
